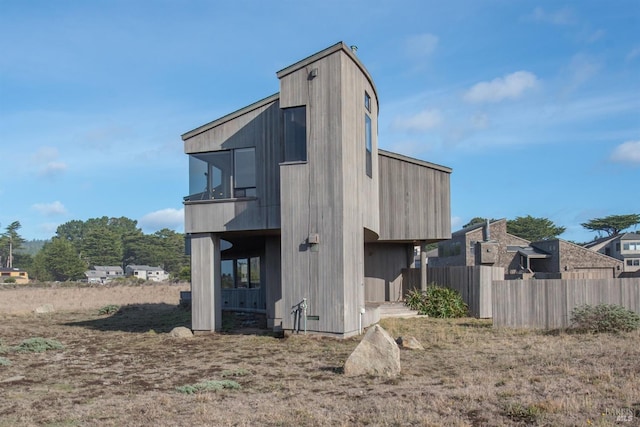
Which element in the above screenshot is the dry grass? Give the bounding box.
[0,285,638,426]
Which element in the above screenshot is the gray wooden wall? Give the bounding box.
[183,96,283,234]
[278,43,379,337]
[377,151,451,242]
[492,278,640,329]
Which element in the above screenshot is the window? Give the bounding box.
[622,241,640,251]
[186,148,255,200]
[365,92,371,112]
[365,114,372,178]
[284,106,307,162]
[234,148,256,197]
[221,257,261,289]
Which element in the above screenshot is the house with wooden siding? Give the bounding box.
[431,219,624,278]
[182,42,451,337]
[584,232,640,274]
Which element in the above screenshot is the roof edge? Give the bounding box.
[378,149,452,173]
[276,41,379,110]
[181,93,280,141]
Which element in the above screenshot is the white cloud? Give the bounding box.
[31,146,59,163]
[610,141,640,166]
[405,33,439,58]
[560,54,601,95]
[31,146,68,178]
[530,7,575,25]
[139,208,184,232]
[32,201,67,216]
[392,108,443,132]
[626,47,640,61]
[39,161,68,177]
[463,71,539,103]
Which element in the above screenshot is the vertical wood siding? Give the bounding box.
[377,153,451,241]
[190,234,221,331]
[492,278,640,328]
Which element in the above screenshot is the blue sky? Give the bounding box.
[1,0,638,243]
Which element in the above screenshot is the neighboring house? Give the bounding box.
[85,266,124,284]
[0,268,29,284]
[584,232,640,274]
[181,42,452,337]
[430,219,623,278]
[125,265,169,282]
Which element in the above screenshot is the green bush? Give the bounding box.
[405,285,468,318]
[0,357,11,366]
[3,277,17,284]
[570,304,640,334]
[176,379,241,394]
[15,337,64,353]
[98,304,120,315]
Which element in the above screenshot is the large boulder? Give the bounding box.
[34,304,55,314]
[344,324,401,377]
[168,326,193,338]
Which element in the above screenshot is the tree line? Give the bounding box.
[462,214,640,242]
[0,217,189,282]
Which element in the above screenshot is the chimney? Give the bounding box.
[483,219,491,241]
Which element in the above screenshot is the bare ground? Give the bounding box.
[0,284,638,426]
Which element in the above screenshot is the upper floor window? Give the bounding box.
[623,241,640,251]
[365,92,371,112]
[234,148,256,197]
[365,114,372,178]
[283,106,307,162]
[186,147,255,201]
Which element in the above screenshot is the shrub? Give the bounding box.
[3,277,16,284]
[570,304,640,334]
[176,379,241,394]
[98,304,120,315]
[405,285,468,318]
[0,357,10,366]
[15,337,64,353]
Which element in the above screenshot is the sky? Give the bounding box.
[1,0,639,244]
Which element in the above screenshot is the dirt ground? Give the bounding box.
[0,284,639,426]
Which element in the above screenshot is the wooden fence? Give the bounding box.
[402,266,503,318]
[492,278,640,329]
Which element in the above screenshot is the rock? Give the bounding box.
[168,326,193,338]
[34,304,54,314]
[344,324,401,377]
[396,336,424,350]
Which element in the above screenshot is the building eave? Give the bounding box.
[181,93,280,141]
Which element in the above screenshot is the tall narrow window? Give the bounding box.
[365,92,371,112]
[234,147,256,197]
[284,106,307,162]
[365,114,372,178]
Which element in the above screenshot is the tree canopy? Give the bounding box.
[0,221,26,268]
[506,215,566,241]
[581,214,640,237]
[462,217,499,229]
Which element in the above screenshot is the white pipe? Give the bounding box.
[302,298,307,335]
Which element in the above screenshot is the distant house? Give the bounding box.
[585,232,640,274]
[0,268,29,284]
[85,266,124,284]
[430,219,624,278]
[125,265,169,282]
